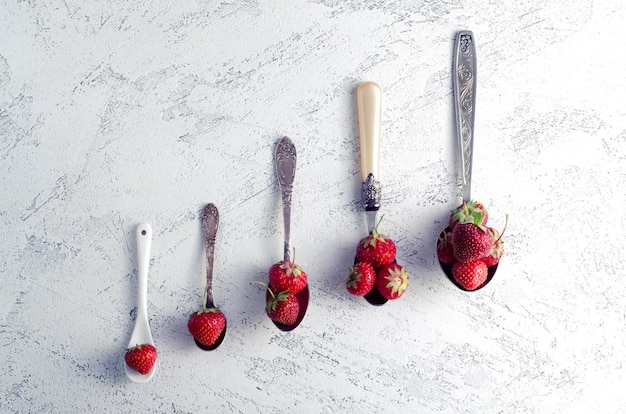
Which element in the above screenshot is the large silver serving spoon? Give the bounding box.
[437,30,497,290]
[125,223,157,383]
[273,136,309,331]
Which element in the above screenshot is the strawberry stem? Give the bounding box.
[250,281,275,300]
[494,214,509,244]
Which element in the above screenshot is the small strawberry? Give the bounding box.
[253,282,299,326]
[268,249,307,295]
[375,263,409,300]
[188,308,227,346]
[484,214,508,267]
[125,344,157,375]
[437,228,455,265]
[451,222,493,262]
[346,262,376,296]
[452,259,488,290]
[449,200,488,230]
[356,216,397,269]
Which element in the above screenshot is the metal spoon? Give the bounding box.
[437,30,497,290]
[272,136,309,331]
[193,203,227,350]
[125,223,157,383]
[356,81,389,306]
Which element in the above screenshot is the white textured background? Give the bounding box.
[2,1,625,413]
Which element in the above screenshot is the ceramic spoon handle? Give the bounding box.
[136,223,152,320]
[454,30,477,203]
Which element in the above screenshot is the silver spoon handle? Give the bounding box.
[454,30,477,202]
[202,203,219,309]
[275,136,297,262]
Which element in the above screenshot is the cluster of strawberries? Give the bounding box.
[345,218,409,300]
[437,201,507,290]
[253,254,308,326]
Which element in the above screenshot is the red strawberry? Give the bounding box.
[356,217,396,269]
[437,228,455,265]
[452,259,488,290]
[449,200,488,230]
[187,308,227,346]
[266,290,299,326]
[346,262,376,296]
[375,263,409,300]
[125,344,157,375]
[268,253,307,295]
[484,215,508,267]
[253,281,299,325]
[451,223,492,262]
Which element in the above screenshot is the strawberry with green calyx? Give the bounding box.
[484,214,509,267]
[437,228,455,265]
[452,259,488,290]
[356,215,397,269]
[268,248,307,295]
[188,307,227,346]
[375,263,409,300]
[449,200,488,231]
[345,262,376,296]
[252,281,299,325]
[125,344,157,375]
[451,222,493,263]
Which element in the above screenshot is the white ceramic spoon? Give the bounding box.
[125,223,156,383]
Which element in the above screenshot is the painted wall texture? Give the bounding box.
[1,1,625,412]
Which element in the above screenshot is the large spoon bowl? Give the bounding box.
[125,223,157,383]
[437,226,498,291]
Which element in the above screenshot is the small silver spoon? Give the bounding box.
[125,223,157,383]
[272,136,309,331]
[191,203,227,350]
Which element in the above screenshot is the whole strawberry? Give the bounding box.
[266,289,299,325]
[188,308,227,347]
[346,262,376,296]
[268,252,307,295]
[437,228,455,265]
[451,223,492,262]
[449,200,488,230]
[483,227,503,267]
[375,263,409,300]
[253,281,300,325]
[483,215,508,267]
[452,259,488,290]
[125,344,157,375]
[356,217,396,269]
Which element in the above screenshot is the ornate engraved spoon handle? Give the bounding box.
[201,203,219,309]
[275,136,297,262]
[454,30,477,202]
